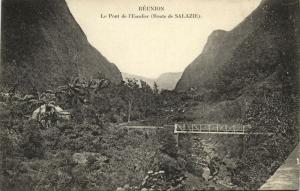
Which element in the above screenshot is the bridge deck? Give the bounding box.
[174,123,252,134]
[123,126,162,129]
[121,123,272,135]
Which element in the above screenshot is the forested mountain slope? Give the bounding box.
[175,1,299,188]
[1,0,122,93]
[176,0,298,100]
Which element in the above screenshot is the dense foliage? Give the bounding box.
[0,74,298,190]
[0,77,203,191]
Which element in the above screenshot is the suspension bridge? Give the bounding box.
[122,123,273,135]
[174,123,252,134]
[122,123,273,146]
[173,123,274,146]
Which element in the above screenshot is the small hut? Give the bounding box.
[32,103,70,127]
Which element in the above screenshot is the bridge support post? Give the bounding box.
[175,133,179,147]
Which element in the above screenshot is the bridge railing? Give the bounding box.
[174,123,252,134]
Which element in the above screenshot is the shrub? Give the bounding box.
[20,120,45,159]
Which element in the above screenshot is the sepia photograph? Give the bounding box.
[0,0,299,190]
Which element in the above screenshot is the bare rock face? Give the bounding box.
[175,0,298,96]
[1,0,122,93]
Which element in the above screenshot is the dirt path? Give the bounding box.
[259,143,299,190]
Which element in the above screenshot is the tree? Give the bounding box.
[120,79,139,122]
[153,82,159,95]
[138,80,157,118]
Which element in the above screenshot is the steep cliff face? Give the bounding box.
[175,0,298,96]
[1,0,122,93]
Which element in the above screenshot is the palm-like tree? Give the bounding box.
[55,77,110,108]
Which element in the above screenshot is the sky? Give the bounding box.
[66,0,261,78]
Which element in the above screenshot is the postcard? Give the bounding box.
[1,0,299,190]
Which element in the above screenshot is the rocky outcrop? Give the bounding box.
[1,0,122,93]
[175,0,298,96]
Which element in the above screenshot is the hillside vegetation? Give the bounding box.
[0,74,298,190]
[174,0,299,189]
[1,0,122,93]
[0,77,206,191]
[176,0,298,96]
